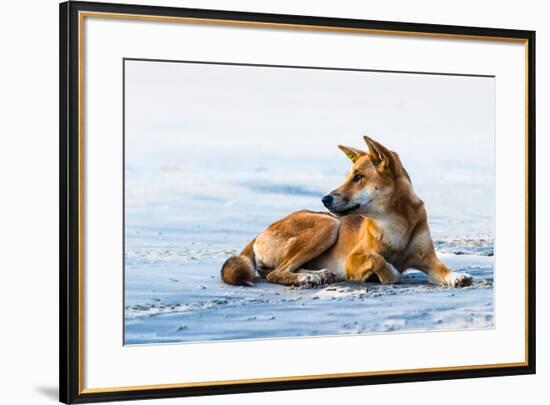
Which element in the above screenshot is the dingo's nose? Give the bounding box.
[322,195,333,208]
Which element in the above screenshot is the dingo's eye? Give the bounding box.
[352,173,364,183]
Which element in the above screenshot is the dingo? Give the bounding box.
[221,136,472,288]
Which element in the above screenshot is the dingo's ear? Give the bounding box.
[338,145,366,164]
[363,136,394,171]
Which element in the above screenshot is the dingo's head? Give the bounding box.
[322,136,411,217]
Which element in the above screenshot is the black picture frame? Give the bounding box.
[60,1,536,403]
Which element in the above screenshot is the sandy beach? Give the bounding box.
[124,60,494,345]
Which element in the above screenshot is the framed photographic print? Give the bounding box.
[60,1,536,403]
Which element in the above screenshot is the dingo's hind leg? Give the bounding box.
[254,210,340,287]
[295,269,342,284]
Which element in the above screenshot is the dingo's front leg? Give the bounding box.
[403,226,473,288]
[345,250,402,284]
[416,257,472,288]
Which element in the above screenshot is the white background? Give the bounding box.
[0,0,547,404]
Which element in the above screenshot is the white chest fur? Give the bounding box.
[372,216,408,253]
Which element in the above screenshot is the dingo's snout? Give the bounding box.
[321,194,333,208]
[322,192,359,216]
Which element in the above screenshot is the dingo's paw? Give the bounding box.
[386,264,403,284]
[442,272,473,288]
[298,269,338,287]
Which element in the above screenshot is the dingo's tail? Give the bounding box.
[220,239,256,286]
